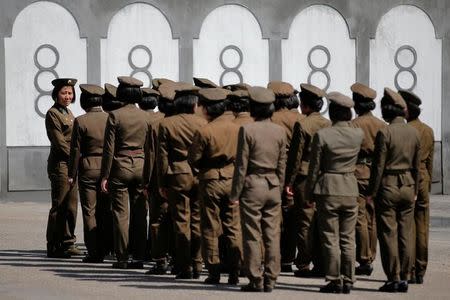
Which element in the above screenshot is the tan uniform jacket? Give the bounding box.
[157,113,207,188]
[285,112,331,185]
[233,112,254,126]
[231,119,287,200]
[143,111,165,185]
[46,103,75,164]
[306,121,364,198]
[68,107,108,178]
[369,117,421,198]
[271,108,305,149]
[408,119,434,186]
[188,112,238,180]
[351,112,387,180]
[100,104,151,179]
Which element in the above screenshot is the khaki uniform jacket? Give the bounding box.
[157,113,207,188]
[45,103,75,164]
[351,112,386,180]
[285,112,331,185]
[188,112,238,180]
[143,110,165,185]
[408,119,434,187]
[231,119,287,200]
[306,121,364,198]
[233,112,254,126]
[100,104,151,179]
[368,117,421,198]
[68,107,108,178]
[271,108,305,149]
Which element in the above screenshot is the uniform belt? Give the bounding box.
[248,168,276,174]
[81,153,102,158]
[117,149,144,156]
[384,169,410,175]
[324,170,355,175]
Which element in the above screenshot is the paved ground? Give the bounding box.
[0,197,449,300]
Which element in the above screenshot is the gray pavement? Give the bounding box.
[0,197,450,300]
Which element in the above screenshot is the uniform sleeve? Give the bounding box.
[285,121,304,186]
[157,124,170,188]
[276,133,287,190]
[143,122,154,186]
[45,110,70,160]
[230,127,249,200]
[305,133,322,200]
[100,113,116,179]
[188,130,206,170]
[368,130,388,198]
[68,118,81,178]
[412,136,421,195]
[426,129,435,187]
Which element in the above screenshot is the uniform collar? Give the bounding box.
[359,111,373,117]
[87,106,102,113]
[236,112,250,118]
[211,111,235,123]
[333,121,351,127]
[391,116,406,124]
[307,111,321,118]
[54,102,69,115]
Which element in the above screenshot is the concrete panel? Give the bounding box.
[282,5,356,116]
[8,147,50,191]
[101,3,179,87]
[4,1,87,147]
[370,5,442,140]
[193,4,269,86]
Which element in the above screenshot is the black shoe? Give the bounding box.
[263,285,273,293]
[204,275,220,284]
[65,245,83,256]
[241,284,263,292]
[416,275,424,284]
[355,263,373,276]
[112,261,128,269]
[379,281,398,292]
[82,256,103,263]
[408,277,417,284]
[319,282,343,294]
[281,264,293,273]
[343,283,352,294]
[228,272,239,285]
[47,250,71,259]
[176,271,193,279]
[398,281,408,293]
[146,264,169,275]
[294,268,311,277]
[193,269,201,279]
[127,261,144,269]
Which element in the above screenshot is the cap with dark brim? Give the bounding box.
[193,77,218,88]
[174,82,200,98]
[267,81,295,97]
[248,86,275,104]
[300,83,327,98]
[327,91,354,108]
[152,78,175,90]
[52,78,77,87]
[383,88,407,109]
[398,90,421,106]
[117,76,143,87]
[158,83,177,101]
[79,84,104,97]
[223,83,251,91]
[351,82,376,102]
[142,87,160,97]
[198,88,230,102]
[227,89,249,101]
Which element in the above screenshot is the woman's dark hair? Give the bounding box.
[250,101,275,120]
[200,100,227,119]
[80,95,102,111]
[52,85,76,103]
[329,102,352,122]
[116,85,142,103]
[274,95,299,110]
[139,95,158,110]
[406,103,421,120]
[288,95,300,109]
[229,98,250,113]
[354,101,376,115]
[174,94,197,114]
[380,97,405,121]
[301,96,323,112]
[158,99,176,116]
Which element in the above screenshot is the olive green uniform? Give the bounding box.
[231,120,287,289]
[351,112,386,264]
[69,107,109,259]
[100,104,151,262]
[408,118,434,278]
[158,113,207,274]
[188,111,242,276]
[307,122,364,283]
[369,116,420,282]
[45,103,78,253]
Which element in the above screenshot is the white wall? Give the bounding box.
[370,5,442,140]
[193,4,269,86]
[101,3,179,87]
[5,1,86,146]
[282,5,356,115]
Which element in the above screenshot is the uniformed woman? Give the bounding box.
[45,78,81,258]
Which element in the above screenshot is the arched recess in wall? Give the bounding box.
[193,4,269,86]
[4,1,86,146]
[282,5,355,115]
[370,5,442,139]
[101,3,179,87]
